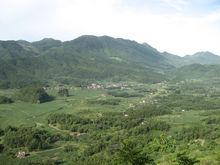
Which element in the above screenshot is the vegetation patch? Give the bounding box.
[87,98,121,105]
[15,86,53,103]
[0,96,13,104]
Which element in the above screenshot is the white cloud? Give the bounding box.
[0,0,220,56]
[159,0,189,11]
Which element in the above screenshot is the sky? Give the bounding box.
[1,0,220,56]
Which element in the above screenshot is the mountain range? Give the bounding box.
[0,35,220,88]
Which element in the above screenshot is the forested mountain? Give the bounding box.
[162,51,220,67]
[0,36,173,88]
[161,52,184,67]
[183,51,220,65]
[1,35,220,88]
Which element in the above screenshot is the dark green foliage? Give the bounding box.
[175,126,220,141]
[117,140,155,165]
[176,152,199,165]
[47,106,171,134]
[16,86,52,103]
[0,155,58,165]
[64,145,78,153]
[0,128,4,136]
[84,142,106,156]
[0,96,13,104]
[48,113,92,132]
[58,88,69,97]
[205,117,220,125]
[0,144,4,153]
[88,98,121,105]
[3,127,59,150]
[127,105,171,119]
[148,134,176,153]
[108,91,143,98]
[157,93,220,111]
[130,120,170,135]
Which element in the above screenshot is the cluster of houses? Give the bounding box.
[87,83,104,89]
[43,82,130,91]
[87,82,129,90]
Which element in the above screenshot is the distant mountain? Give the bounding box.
[32,38,62,52]
[162,51,220,67]
[161,52,184,67]
[183,51,220,65]
[1,35,220,88]
[0,35,173,88]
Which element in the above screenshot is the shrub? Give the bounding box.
[0,128,4,136]
[4,127,59,150]
[64,145,78,153]
[176,152,199,165]
[0,96,13,104]
[16,86,52,103]
[58,88,69,97]
[88,98,121,105]
[117,140,155,165]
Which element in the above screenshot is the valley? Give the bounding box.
[0,36,220,164]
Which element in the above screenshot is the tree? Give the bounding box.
[0,144,4,153]
[176,152,199,165]
[3,126,57,150]
[0,96,13,104]
[16,86,52,103]
[58,88,69,97]
[117,140,155,165]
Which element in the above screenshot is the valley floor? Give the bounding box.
[0,81,220,164]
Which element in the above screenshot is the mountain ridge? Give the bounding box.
[0,35,220,88]
[0,35,172,88]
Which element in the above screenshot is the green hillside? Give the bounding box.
[162,51,220,67]
[2,35,220,88]
[183,51,220,65]
[171,64,220,81]
[0,36,173,88]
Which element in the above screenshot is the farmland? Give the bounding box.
[0,80,219,164]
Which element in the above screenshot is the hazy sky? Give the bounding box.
[1,0,220,56]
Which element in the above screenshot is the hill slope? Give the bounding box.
[183,51,220,65]
[0,35,173,88]
[162,51,220,67]
[171,64,220,81]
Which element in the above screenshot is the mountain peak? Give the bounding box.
[32,38,62,52]
[193,51,219,57]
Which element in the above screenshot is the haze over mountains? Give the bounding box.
[0,35,220,88]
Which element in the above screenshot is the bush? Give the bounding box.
[108,91,143,98]
[58,88,69,97]
[4,126,59,150]
[175,126,219,141]
[88,98,121,105]
[205,117,220,125]
[176,152,199,165]
[0,96,13,104]
[16,86,52,103]
[0,144,4,153]
[117,140,155,165]
[0,128,4,136]
[64,145,78,153]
